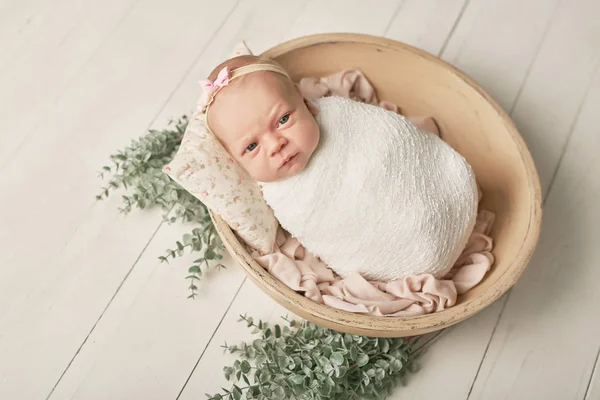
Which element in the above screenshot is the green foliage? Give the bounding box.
[96,115,224,298]
[97,115,187,216]
[207,315,420,400]
[162,222,225,299]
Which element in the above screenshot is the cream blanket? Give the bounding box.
[260,96,479,282]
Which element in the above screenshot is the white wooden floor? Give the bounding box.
[1,0,600,398]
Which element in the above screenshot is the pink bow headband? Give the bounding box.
[197,66,231,113]
[196,62,292,131]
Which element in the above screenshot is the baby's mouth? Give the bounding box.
[279,153,298,168]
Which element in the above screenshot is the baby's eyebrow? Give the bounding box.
[235,124,261,146]
[267,100,290,126]
[237,134,254,145]
[267,105,282,126]
[235,98,292,148]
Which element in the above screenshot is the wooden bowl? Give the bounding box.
[210,33,542,337]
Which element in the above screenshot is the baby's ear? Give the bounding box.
[295,82,319,116]
[304,98,319,116]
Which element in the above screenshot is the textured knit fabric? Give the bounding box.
[260,96,478,281]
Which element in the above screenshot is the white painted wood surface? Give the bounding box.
[1,0,599,399]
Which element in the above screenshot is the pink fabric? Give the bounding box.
[299,69,400,113]
[249,69,495,317]
[254,210,494,317]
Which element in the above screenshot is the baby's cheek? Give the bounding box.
[298,122,315,146]
[307,123,320,153]
[237,159,255,178]
[246,159,273,182]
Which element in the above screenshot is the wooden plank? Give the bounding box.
[178,279,290,399]
[64,232,248,400]
[468,37,600,400]
[0,0,140,337]
[283,0,403,40]
[0,0,53,70]
[587,354,600,400]
[396,301,506,400]
[385,0,467,56]
[0,0,83,70]
[508,0,600,195]
[0,0,138,167]
[0,0,238,398]
[441,0,560,110]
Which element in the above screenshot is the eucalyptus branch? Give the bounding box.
[96,115,224,296]
[207,314,420,400]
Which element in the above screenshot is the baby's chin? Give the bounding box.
[255,170,300,183]
[254,159,307,183]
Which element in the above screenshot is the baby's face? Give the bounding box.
[208,72,320,182]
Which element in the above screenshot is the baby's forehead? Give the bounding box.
[226,73,294,111]
[239,71,294,97]
[211,73,295,142]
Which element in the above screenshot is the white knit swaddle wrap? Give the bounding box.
[260,97,478,281]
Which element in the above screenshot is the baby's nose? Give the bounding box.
[267,134,288,156]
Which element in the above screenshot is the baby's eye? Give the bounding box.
[278,114,290,126]
[245,142,258,153]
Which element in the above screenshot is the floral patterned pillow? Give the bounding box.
[163,42,278,254]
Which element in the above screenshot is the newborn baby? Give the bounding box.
[201,55,478,281]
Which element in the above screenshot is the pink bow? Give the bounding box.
[197,66,230,112]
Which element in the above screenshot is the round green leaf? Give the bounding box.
[240,360,251,374]
[380,339,390,354]
[232,386,242,400]
[274,386,285,400]
[335,366,348,378]
[317,356,330,367]
[391,358,403,372]
[289,374,304,385]
[356,353,369,367]
[330,352,344,366]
